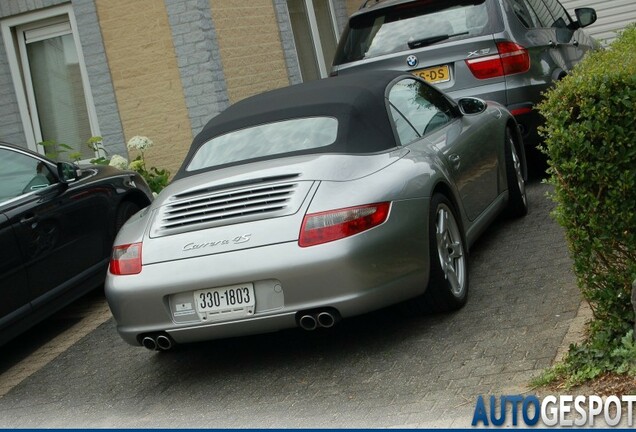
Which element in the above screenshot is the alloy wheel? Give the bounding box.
[435,203,466,297]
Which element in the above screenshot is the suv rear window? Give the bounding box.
[334,0,491,65]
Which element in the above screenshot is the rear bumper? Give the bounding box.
[506,102,542,147]
[105,198,430,346]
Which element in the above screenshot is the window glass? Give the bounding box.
[509,0,541,28]
[525,0,552,27]
[187,117,339,171]
[525,0,569,28]
[542,0,571,28]
[26,32,93,160]
[15,17,98,161]
[334,1,490,65]
[389,105,419,145]
[0,149,55,203]
[388,79,454,139]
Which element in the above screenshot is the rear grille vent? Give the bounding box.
[151,181,309,238]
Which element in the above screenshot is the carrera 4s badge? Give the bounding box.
[183,234,252,252]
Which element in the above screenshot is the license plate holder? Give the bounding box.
[193,283,255,322]
[412,65,451,84]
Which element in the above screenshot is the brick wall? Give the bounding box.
[164,0,229,137]
[209,0,289,103]
[95,0,192,174]
[272,0,302,85]
[346,0,360,17]
[72,0,126,157]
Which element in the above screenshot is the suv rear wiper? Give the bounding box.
[408,31,469,49]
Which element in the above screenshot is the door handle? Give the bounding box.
[572,39,579,47]
[448,154,461,169]
[20,214,37,225]
[548,40,558,48]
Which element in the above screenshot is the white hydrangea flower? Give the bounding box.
[108,154,129,170]
[127,135,153,151]
[128,159,144,172]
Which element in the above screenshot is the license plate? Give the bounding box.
[194,283,255,314]
[412,65,451,84]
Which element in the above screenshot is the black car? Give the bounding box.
[0,143,153,346]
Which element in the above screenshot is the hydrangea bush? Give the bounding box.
[88,135,170,194]
[125,136,170,195]
[108,154,129,170]
[127,135,154,152]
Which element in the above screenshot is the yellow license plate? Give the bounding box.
[412,65,451,84]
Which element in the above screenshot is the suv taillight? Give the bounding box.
[466,41,530,79]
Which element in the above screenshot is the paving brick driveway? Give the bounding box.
[0,179,582,428]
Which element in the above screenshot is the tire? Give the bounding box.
[416,194,469,313]
[505,127,528,218]
[115,201,140,232]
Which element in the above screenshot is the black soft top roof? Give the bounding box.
[175,70,409,179]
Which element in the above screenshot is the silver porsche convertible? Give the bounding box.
[105,70,528,350]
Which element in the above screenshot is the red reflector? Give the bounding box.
[510,107,533,116]
[109,243,142,275]
[299,202,391,247]
[466,41,530,79]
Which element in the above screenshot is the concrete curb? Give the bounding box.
[553,299,593,365]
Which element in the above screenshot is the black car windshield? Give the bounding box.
[186,117,338,172]
[334,0,490,65]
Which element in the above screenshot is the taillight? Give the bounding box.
[510,107,533,116]
[466,41,530,79]
[299,202,391,247]
[109,243,142,275]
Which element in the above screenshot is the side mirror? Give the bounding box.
[57,162,81,184]
[457,97,487,115]
[575,8,597,28]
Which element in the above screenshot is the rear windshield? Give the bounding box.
[334,0,491,65]
[186,117,338,172]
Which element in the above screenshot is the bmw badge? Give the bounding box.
[406,55,418,68]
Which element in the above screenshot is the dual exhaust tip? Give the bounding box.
[141,333,173,351]
[298,309,340,331]
[141,309,341,348]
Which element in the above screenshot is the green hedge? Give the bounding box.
[537,25,636,385]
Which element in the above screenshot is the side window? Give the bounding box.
[0,149,56,203]
[543,0,571,28]
[525,0,554,28]
[389,105,419,145]
[545,0,572,28]
[510,0,541,28]
[388,78,455,143]
[527,0,570,28]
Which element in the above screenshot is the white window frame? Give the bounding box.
[295,0,340,79]
[1,4,100,157]
[306,0,340,78]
